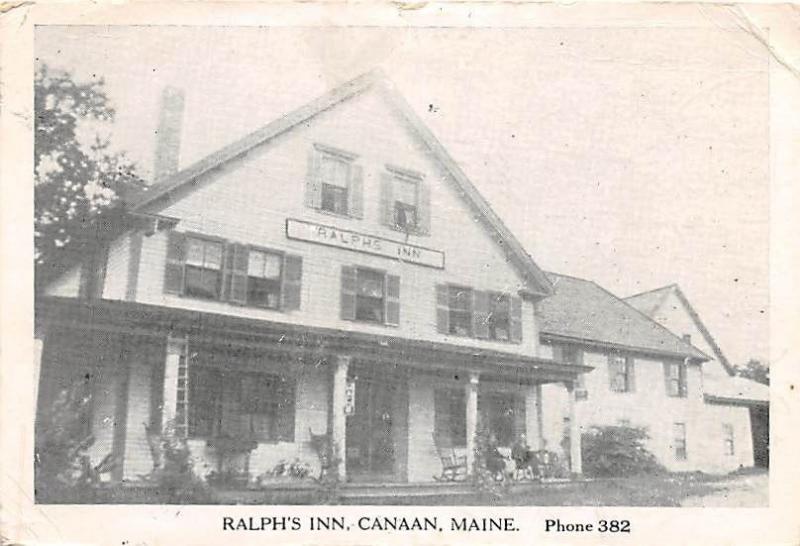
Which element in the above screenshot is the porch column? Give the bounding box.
[465,372,479,475]
[331,355,350,481]
[566,381,582,476]
[32,328,46,414]
[535,383,545,450]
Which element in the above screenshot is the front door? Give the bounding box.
[345,376,400,481]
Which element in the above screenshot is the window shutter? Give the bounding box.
[280,254,303,311]
[348,164,364,219]
[436,284,450,334]
[510,296,523,343]
[417,180,431,235]
[221,242,234,301]
[163,231,187,294]
[473,290,490,339]
[340,266,357,320]
[627,357,636,392]
[385,274,400,326]
[275,378,296,442]
[229,244,249,304]
[305,147,322,209]
[380,172,394,227]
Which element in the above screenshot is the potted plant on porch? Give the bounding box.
[205,433,259,488]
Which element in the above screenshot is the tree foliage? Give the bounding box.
[34,64,143,288]
[736,358,769,385]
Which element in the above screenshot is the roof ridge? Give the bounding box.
[624,283,678,300]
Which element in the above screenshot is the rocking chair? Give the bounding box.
[432,433,467,482]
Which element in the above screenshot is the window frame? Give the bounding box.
[722,423,735,456]
[386,165,425,234]
[609,355,633,393]
[315,144,358,218]
[188,366,295,443]
[353,267,387,324]
[434,388,467,448]
[447,284,474,337]
[486,291,512,342]
[667,361,688,398]
[245,246,285,310]
[673,422,687,461]
[183,234,225,301]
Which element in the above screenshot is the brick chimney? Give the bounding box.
[682,334,692,344]
[152,86,185,181]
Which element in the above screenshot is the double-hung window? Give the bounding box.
[184,237,223,300]
[247,249,283,309]
[487,292,511,341]
[723,423,735,455]
[448,285,473,336]
[393,175,419,231]
[609,355,635,393]
[355,268,385,323]
[673,422,687,460]
[319,153,350,215]
[665,361,688,397]
[434,389,467,448]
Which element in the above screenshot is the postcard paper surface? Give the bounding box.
[1,2,798,545]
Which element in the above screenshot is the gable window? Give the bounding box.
[723,423,735,455]
[305,145,363,218]
[247,249,283,309]
[448,285,473,336]
[320,154,350,215]
[665,361,688,397]
[673,422,687,460]
[393,175,418,231]
[381,167,430,235]
[609,355,635,393]
[185,237,223,300]
[188,367,295,442]
[487,292,511,341]
[434,388,467,448]
[340,266,400,326]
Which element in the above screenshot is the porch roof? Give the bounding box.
[37,296,591,384]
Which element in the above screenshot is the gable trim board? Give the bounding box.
[124,69,553,298]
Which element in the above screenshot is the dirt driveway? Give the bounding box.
[680,471,768,507]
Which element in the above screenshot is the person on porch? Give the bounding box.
[485,433,506,480]
[511,433,534,480]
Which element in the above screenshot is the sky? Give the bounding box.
[35,24,770,366]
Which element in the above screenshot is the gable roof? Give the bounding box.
[125,69,553,297]
[625,284,734,374]
[537,273,708,361]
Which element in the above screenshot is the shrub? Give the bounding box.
[35,380,113,503]
[581,425,666,478]
[146,421,213,503]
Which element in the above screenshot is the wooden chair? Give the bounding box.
[432,434,467,482]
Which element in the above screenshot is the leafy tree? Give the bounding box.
[736,358,769,385]
[34,64,143,290]
[581,425,666,478]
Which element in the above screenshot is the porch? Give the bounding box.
[35,297,590,491]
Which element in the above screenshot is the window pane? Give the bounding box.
[355,296,384,323]
[186,238,205,266]
[185,266,220,299]
[394,177,417,205]
[394,203,417,229]
[248,277,280,309]
[321,184,348,214]
[205,242,223,269]
[449,287,471,311]
[263,253,282,279]
[357,270,384,297]
[248,250,265,277]
[321,155,349,188]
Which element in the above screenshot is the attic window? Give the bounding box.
[305,145,363,218]
[320,154,350,215]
